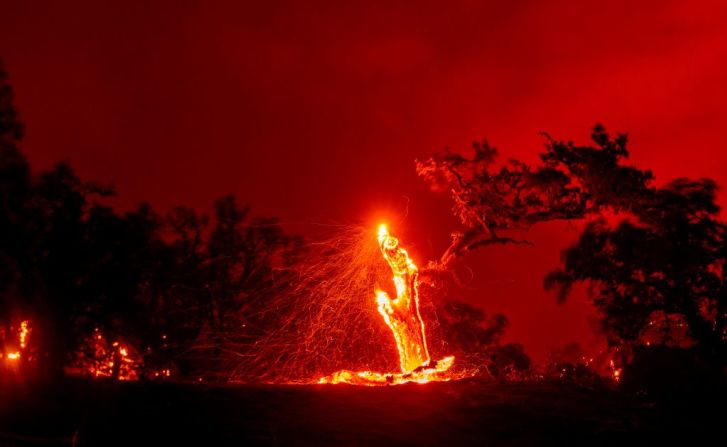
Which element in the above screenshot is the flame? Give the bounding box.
[19,320,29,349]
[609,359,622,383]
[3,320,31,364]
[69,329,141,380]
[153,368,171,378]
[375,224,430,373]
[320,224,454,385]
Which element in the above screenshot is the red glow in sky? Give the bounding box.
[2,0,727,362]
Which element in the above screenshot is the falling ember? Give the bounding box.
[320,224,454,385]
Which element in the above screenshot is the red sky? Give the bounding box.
[2,0,727,362]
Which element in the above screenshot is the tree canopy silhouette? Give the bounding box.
[0,61,300,381]
[416,125,651,270]
[420,125,727,375]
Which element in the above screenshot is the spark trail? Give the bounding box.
[319,224,453,385]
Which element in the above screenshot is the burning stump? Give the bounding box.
[319,224,454,385]
[375,224,430,374]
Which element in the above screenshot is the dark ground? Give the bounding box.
[0,378,723,446]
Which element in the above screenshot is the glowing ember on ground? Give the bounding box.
[152,369,171,379]
[319,224,454,385]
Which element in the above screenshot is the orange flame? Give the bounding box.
[71,329,141,380]
[19,320,29,350]
[375,224,430,373]
[4,320,31,363]
[320,224,454,385]
[609,359,622,383]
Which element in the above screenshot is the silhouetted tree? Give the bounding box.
[419,279,532,381]
[0,60,30,365]
[417,125,651,271]
[0,60,302,381]
[545,177,726,369]
[440,301,507,350]
[0,62,106,377]
[421,125,727,377]
[194,195,301,376]
[423,295,530,379]
[32,162,108,378]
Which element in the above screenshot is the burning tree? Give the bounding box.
[319,225,454,385]
[2,58,518,385]
[375,224,433,374]
[8,47,722,387]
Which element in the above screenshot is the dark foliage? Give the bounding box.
[416,125,650,270]
[0,63,300,381]
[421,125,727,381]
[423,294,530,379]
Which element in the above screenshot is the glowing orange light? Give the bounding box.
[377,223,388,238]
[7,352,20,360]
[375,224,431,373]
[73,330,141,381]
[609,359,622,383]
[320,224,454,385]
[19,320,29,349]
